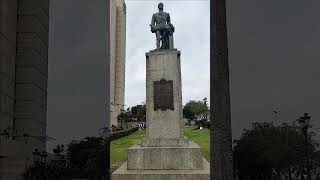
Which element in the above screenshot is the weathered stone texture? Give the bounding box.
[112,159,210,180]
[14,0,49,151]
[0,1,18,178]
[145,50,184,141]
[110,0,126,127]
[211,0,233,180]
[141,137,188,147]
[0,0,49,179]
[127,141,203,170]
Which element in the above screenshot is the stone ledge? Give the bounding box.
[112,158,210,180]
[141,137,189,147]
[146,49,180,55]
[127,141,203,170]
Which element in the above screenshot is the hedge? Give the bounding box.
[195,119,210,129]
[109,127,139,141]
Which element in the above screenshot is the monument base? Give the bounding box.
[112,159,210,180]
[127,141,203,170]
[141,137,189,147]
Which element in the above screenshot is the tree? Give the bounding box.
[183,99,208,120]
[233,122,319,180]
[66,136,108,179]
[53,144,65,156]
[128,104,146,121]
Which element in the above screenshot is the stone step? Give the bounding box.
[112,158,210,180]
[127,141,204,170]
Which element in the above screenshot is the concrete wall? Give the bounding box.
[14,0,49,155]
[0,0,18,172]
[110,0,116,126]
[0,0,49,179]
[110,0,126,127]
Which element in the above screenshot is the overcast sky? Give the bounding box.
[125,0,210,107]
[47,0,320,151]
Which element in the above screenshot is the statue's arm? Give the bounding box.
[150,14,155,32]
[151,14,155,28]
[167,13,174,32]
[167,13,171,25]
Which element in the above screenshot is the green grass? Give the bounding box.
[110,130,145,170]
[110,125,210,170]
[184,125,210,161]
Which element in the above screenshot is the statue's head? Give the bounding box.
[158,2,164,11]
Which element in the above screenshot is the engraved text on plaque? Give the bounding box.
[154,79,174,110]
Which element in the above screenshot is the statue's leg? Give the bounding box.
[165,36,169,49]
[156,31,161,49]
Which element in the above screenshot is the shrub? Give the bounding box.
[109,127,139,141]
[195,119,210,128]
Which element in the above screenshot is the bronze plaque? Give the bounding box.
[154,79,174,110]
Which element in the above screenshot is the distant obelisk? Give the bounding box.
[211,0,233,180]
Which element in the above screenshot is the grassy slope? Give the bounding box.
[110,125,210,169]
[184,125,210,161]
[110,130,145,170]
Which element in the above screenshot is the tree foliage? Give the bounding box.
[233,122,319,180]
[67,137,107,174]
[25,137,109,180]
[183,99,208,120]
[124,104,146,121]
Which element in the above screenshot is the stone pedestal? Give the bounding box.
[112,159,210,180]
[144,49,184,143]
[112,49,209,180]
[127,141,203,170]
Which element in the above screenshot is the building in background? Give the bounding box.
[110,0,126,127]
[0,0,49,179]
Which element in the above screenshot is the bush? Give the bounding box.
[109,127,139,141]
[195,119,210,128]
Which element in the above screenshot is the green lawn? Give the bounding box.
[110,130,145,170]
[184,125,210,161]
[110,125,210,170]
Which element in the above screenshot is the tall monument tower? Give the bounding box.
[110,0,126,127]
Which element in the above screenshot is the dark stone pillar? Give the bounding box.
[211,0,233,179]
[13,0,49,160]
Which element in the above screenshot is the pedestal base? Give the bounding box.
[128,141,203,170]
[141,137,189,147]
[112,159,210,180]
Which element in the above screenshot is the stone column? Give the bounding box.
[0,0,18,171]
[13,0,49,156]
[109,0,117,126]
[110,0,126,127]
[211,0,233,180]
[114,0,126,126]
[0,1,49,179]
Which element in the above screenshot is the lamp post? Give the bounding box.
[40,151,47,164]
[32,149,47,179]
[203,97,208,120]
[120,108,125,129]
[32,148,41,165]
[297,113,311,180]
[0,129,10,139]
